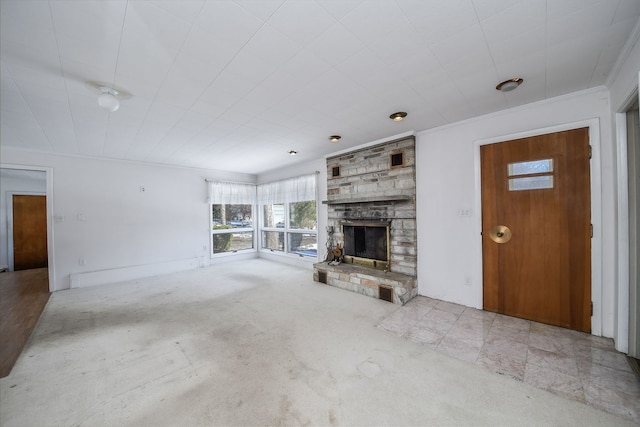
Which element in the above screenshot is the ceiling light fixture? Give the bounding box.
[496,78,523,92]
[289,150,297,156]
[389,112,407,122]
[329,135,341,142]
[97,86,120,112]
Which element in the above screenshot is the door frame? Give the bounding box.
[7,192,46,272]
[615,86,639,355]
[0,164,55,292]
[473,118,602,336]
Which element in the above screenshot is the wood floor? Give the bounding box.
[0,268,50,378]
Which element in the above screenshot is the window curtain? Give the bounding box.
[257,173,317,204]
[208,181,256,204]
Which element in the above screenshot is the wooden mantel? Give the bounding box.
[322,195,412,205]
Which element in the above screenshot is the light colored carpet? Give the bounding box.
[0,259,634,426]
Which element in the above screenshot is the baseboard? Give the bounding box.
[258,251,317,268]
[70,258,200,288]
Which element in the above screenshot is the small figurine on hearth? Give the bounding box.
[329,243,343,266]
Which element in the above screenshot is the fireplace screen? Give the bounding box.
[342,222,389,269]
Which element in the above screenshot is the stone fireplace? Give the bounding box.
[313,136,417,305]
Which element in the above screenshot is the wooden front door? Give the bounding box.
[12,195,48,271]
[481,128,591,332]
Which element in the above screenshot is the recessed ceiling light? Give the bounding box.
[496,78,523,92]
[389,112,407,121]
[289,150,297,156]
[329,135,341,142]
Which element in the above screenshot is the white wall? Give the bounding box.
[0,148,255,290]
[0,169,47,269]
[415,87,616,337]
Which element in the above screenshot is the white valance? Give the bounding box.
[258,173,317,204]
[208,181,256,205]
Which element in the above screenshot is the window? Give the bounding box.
[209,182,256,255]
[262,203,284,252]
[212,204,254,254]
[507,159,554,191]
[258,174,317,258]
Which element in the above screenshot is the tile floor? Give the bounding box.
[378,296,640,423]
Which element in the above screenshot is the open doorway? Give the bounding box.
[0,169,48,272]
[0,167,53,377]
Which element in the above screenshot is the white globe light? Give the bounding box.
[97,90,120,112]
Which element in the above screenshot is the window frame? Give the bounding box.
[259,200,318,258]
[210,202,257,257]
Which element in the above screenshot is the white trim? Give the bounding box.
[70,258,200,288]
[614,85,639,354]
[473,119,603,335]
[258,250,317,268]
[0,163,55,292]
[616,111,630,353]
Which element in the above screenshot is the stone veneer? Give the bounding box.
[313,136,417,305]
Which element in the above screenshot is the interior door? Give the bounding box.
[12,195,48,271]
[481,128,591,332]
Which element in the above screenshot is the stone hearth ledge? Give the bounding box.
[313,262,417,305]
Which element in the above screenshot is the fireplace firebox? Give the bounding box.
[342,221,390,271]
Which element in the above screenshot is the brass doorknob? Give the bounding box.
[489,225,512,243]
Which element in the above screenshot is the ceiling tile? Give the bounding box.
[55,32,120,74]
[305,22,365,67]
[147,0,206,23]
[242,24,304,66]
[367,24,429,66]
[0,4,57,52]
[315,0,363,21]
[195,0,264,50]
[479,0,545,45]
[340,0,407,44]
[267,0,336,47]
[471,0,527,21]
[398,0,478,45]
[235,0,285,21]
[124,1,193,53]
[547,1,617,44]
[429,24,490,67]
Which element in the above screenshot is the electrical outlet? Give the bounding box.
[139,186,146,192]
[464,277,472,286]
[458,208,471,217]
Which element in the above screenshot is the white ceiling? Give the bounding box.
[1,1,639,175]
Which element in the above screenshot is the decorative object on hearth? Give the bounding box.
[329,243,343,265]
[325,226,334,261]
